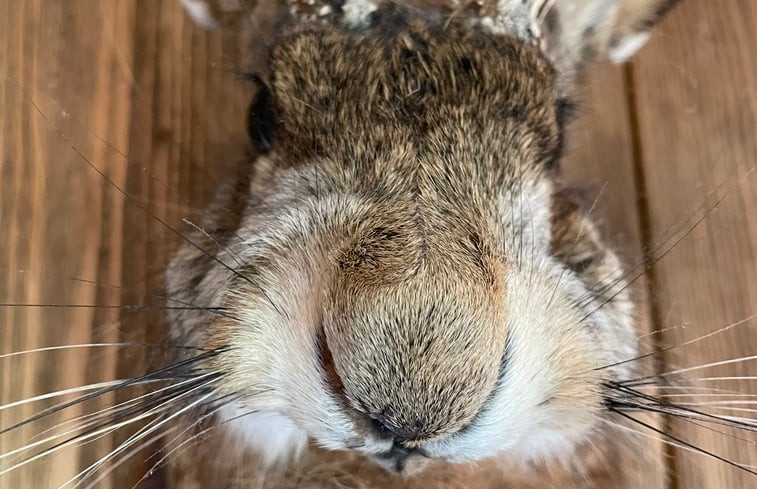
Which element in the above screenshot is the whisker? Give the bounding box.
[0,342,207,360]
[657,393,757,399]
[628,381,755,402]
[577,164,744,312]
[74,426,180,489]
[9,269,237,320]
[608,400,757,432]
[637,322,691,339]
[1,398,172,476]
[610,410,757,475]
[61,391,217,488]
[130,404,261,489]
[0,380,135,412]
[26,375,220,444]
[1,374,219,463]
[625,356,757,384]
[675,400,757,407]
[0,303,227,311]
[601,418,757,471]
[0,347,228,436]
[597,314,756,371]
[6,75,282,317]
[182,218,246,269]
[76,425,183,489]
[634,376,757,385]
[607,383,757,429]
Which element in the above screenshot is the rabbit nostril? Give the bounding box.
[369,413,425,442]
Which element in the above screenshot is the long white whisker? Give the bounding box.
[115,403,233,489]
[664,376,757,383]
[0,375,217,473]
[28,375,215,443]
[658,356,757,377]
[0,380,133,412]
[631,382,754,398]
[657,393,757,399]
[68,414,178,488]
[129,404,259,489]
[0,398,176,463]
[77,425,184,489]
[0,343,162,360]
[63,392,214,489]
[601,315,756,371]
[675,400,757,407]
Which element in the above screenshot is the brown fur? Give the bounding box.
[164,0,679,487]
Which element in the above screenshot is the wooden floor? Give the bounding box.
[0,1,755,488]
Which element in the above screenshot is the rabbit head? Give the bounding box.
[168,0,677,476]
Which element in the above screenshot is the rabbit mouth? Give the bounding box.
[369,442,431,475]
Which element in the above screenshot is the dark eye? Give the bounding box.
[247,84,276,152]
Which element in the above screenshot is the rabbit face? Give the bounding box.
[165,18,638,474]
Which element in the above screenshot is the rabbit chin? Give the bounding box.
[218,405,590,472]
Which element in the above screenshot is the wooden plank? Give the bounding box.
[0,1,134,486]
[6,0,752,487]
[0,0,249,486]
[109,1,249,485]
[631,0,757,487]
[561,62,668,489]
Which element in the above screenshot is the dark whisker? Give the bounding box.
[0,347,229,436]
[596,314,756,371]
[6,75,282,318]
[606,382,757,432]
[610,409,757,476]
[578,192,728,322]
[0,303,227,311]
[576,164,743,312]
[608,398,757,433]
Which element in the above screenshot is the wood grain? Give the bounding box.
[631,0,757,487]
[0,0,753,487]
[561,62,667,489]
[0,0,248,486]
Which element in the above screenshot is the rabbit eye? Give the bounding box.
[248,83,276,152]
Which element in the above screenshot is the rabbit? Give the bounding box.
[159,1,690,487]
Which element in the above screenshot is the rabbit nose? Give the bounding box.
[370,413,426,442]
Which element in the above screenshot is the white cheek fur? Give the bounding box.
[220,405,309,466]
[423,260,602,463]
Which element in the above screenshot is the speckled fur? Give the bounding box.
[166,1,678,487]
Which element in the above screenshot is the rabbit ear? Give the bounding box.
[539,0,680,76]
[604,0,680,62]
[473,0,553,42]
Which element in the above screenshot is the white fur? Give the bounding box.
[341,0,378,28]
[609,31,651,63]
[221,405,309,466]
[423,260,601,462]
[180,0,219,28]
[216,174,620,466]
